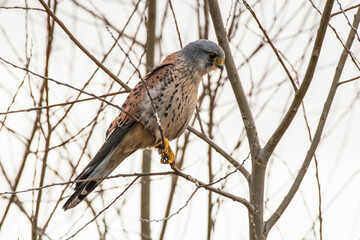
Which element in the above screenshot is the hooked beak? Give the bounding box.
[215,58,224,70]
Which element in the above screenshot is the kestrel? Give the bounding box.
[63,39,225,210]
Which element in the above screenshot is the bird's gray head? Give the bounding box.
[179,39,225,74]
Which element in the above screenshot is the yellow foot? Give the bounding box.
[154,138,175,164]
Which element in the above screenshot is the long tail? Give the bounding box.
[63,122,135,210]
[63,150,133,210]
[62,149,134,210]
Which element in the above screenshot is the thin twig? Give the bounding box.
[207,0,261,163]
[32,7,57,238]
[107,26,166,146]
[37,0,131,91]
[313,152,323,240]
[0,172,174,196]
[71,0,145,48]
[262,0,336,163]
[300,101,323,240]
[337,75,360,86]
[66,177,140,240]
[0,91,127,115]
[309,0,360,70]
[0,89,42,229]
[171,164,254,212]
[0,56,154,137]
[335,0,360,41]
[141,1,156,238]
[0,6,45,11]
[168,0,183,48]
[140,187,199,223]
[187,125,251,181]
[264,4,360,236]
[140,168,238,223]
[195,104,206,134]
[159,129,192,240]
[331,3,360,17]
[242,0,298,92]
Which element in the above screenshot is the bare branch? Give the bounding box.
[37,0,131,91]
[107,26,166,145]
[264,5,360,236]
[207,0,261,160]
[168,0,183,48]
[65,177,140,240]
[0,56,155,138]
[338,75,360,86]
[309,0,360,71]
[335,0,360,41]
[261,0,336,163]
[0,91,127,115]
[0,6,45,11]
[170,165,254,212]
[142,169,238,224]
[140,187,199,223]
[0,171,174,196]
[331,3,360,17]
[187,125,251,181]
[242,0,298,92]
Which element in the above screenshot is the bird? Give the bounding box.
[62,39,225,210]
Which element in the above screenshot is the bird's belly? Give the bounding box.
[160,102,195,140]
[160,85,197,140]
[141,82,198,142]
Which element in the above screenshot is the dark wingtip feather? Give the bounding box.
[62,184,87,211]
[63,180,98,210]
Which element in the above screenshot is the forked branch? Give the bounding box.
[207,0,261,160]
[261,0,336,163]
[38,0,131,91]
[264,4,360,236]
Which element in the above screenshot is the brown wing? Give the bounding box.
[105,53,179,139]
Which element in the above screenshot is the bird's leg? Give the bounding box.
[154,138,175,164]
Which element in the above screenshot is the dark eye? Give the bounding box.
[208,53,218,60]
